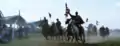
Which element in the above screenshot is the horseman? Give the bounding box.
[65,10,85,42]
[100,26,105,33]
[105,27,110,36]
[67,11,85,35]
[99,25,106,37]
[56,18,62,35]
[43,17,48,23]
[43,17,49,25]
[41,17,50,40]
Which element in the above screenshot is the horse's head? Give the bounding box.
[39,20,49,27]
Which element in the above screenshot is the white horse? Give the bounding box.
[66,19,85,43]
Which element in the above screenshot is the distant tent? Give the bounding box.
[3,15,27,26]
[27,20,43,27]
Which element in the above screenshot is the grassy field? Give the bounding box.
[0,33,120,46]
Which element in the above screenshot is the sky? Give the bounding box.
[0,0,120,29]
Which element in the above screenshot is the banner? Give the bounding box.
[48,12,51,18]
[96,20,99,25]
[65,3,70,17]
[86,18,88,22]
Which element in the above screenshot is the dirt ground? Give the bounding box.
[0,33,119,46]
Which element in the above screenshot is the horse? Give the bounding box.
[93,25,97,36]
[54,24,65,41]
[40,19,66,40]
[105,27,110,38]
[49,22,62,40]
[66,23,75,42]
[39,20,50,40]
[99,26,106,38]
[65,19,85,43]
[87,23,97,36]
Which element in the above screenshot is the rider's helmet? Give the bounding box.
[56,18,59,21]
[44,17,46,19]
[75,11,78,16]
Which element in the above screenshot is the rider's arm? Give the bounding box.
[68,13,76,18]
[69,13,72,17]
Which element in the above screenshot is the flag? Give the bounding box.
[65,3,70,17]
[96,20,99,25]
[49,12,51,18]
[86,18,88,22]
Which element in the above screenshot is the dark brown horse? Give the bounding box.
[40,20,63,40]
[99,26,110,38]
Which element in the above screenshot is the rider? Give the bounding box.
[43,17,48,22]
[43,17,48,25]
[56,18,61,28]
[56,18,62,34]
[67,11,85,33]
[105,27,109,35]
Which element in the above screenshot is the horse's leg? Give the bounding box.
[79,32,83,43]
[64,33,67,41]
[62,34,64,41]
[45,36,48,40]
[57,35,59,40]
[71,35,74,42]
[44,36,48,40]
[55,35,56,40]
[67,34,70,41]
[82,33,85,43]
[57,35,60,40]
[79,34,82,41]
[64,34,66,41]
[53,35,55,40]
[55,36,58,40]
[59,35,61,40]
[74,34,79,43]
[50,35,52,40]
[61,35,64,41]
[52,35,55,40]
[63,34,66,41]
[43,34,48,40]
